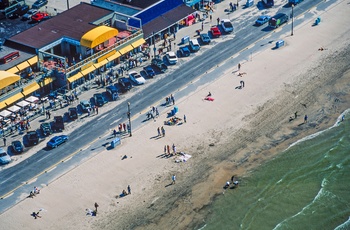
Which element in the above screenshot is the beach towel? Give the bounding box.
[205,97,214,101]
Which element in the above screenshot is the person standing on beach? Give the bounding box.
[238,63,241,71]
[127,185,131,194]
[295,111,298,119]
[164,145,167,154]
[172,174,176,184]
[94,202,99,214]
[167,145,170,155]
[184,114,186,123]
[3,137,6,146]
[157,127,161,136]
[304,115,308,123]
[161,126,165,136]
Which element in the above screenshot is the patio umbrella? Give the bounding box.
[25,96,39,104]
[0,110,12,118]
[17,100,30,108]
[7,105,21,113]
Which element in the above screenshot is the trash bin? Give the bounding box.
[110,137,121,148]
[276,40,285,48]
[181,36,190,44]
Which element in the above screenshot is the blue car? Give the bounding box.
[179,46,190,57]
[143,66,155,78]
[0,148,11,165]
[46,135,68,149]
[255,15,271,26]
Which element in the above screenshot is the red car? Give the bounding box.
[210,26,222,38]
[31,12,49,22]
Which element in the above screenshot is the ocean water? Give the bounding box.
[202,111,350,230]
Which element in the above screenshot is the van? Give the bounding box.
[189,39,200,52]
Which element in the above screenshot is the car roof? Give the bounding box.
[81,100,89,103]
[221,19,230,22]
[167,51,176,56]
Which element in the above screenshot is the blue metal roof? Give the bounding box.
[133,0,184,25]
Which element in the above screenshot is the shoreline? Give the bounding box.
[0,0,349,229]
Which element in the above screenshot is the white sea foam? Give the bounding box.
[286,109,350,150]
[334,216,350,230]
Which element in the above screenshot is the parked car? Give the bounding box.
[143,66,155,78]
[80,100,92,113]
[93,93,107,106]
[11,140,24,154]
[31,12,49,22]
[46,135,68,149]
[165,51,178,64]
[189,39,200,52]
[200,33,211,44]
[255,15,271,26]
[40,122,52,136]
[179,46,191,57]
[221,19,234,33]
[128,71,146,85]
[0,148,11,165]
[106,85,119,100]
[151,58,168,73]
[52,116,64,132]
[210,26,222,38]
[8,4,29,18]
[22,9,38,20]
[27,131,39,146]
[118,77,133,91]
[32,0,48,9]
[68,107,78,120]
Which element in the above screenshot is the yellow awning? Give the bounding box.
[0,71,20,90]
[22,82,40,96]
[6,66,19,74]
[118,45,133,55]
[27,56,38,65]
[131,38,146,49]
[97,50,116,63]
[0,101,6,110]
[68,72,83,83]
[3,93,24,106]
[16,61,30,71]
[80,26,119,48]
[81,65,96,76]
[107,51,121,62]
[93,59,108,69]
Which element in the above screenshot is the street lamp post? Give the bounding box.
[291,4,294,36]
[153,32,156,58]
[127,102,132,137]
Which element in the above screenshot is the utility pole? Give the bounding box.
[153,31,156,58]
[127,102,132,137]
[67,0,70,10]
[291,4,294,36]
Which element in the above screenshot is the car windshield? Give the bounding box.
[0,153,7,157]
[169,54,176,58]
[223,22,232,27]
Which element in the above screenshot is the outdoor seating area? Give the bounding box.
[0,96,41,136]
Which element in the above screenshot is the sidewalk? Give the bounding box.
[1,0,244,168]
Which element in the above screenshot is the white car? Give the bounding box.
[189,39,200,52]
[0,148,11,165]
[129,71,145,85]
[22,9,38,21]
[166,51,178,64]
[221,19,234,33]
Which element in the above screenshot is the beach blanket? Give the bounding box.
[205,97,214,101]
[175,153,192,163]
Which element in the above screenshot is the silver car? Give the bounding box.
[22,9,38,21]
[0,148,11,165]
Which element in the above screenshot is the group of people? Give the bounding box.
[164,143,177,156]
[87,105,99,116]
[165,94,175,106]
[157,126,166,137]
[114,123,129,136]
[28,186,40,198]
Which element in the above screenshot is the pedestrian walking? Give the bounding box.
[92,106,96,114]
[161,126,165,136]
[304,115,308,123]
[210,14,212,22]
[96,106,99,114]
[123,123,127,132]
[294,111,298,119]
[238,63,241,71]
[127,185,131,194]
[47,111,51,119]
[87,108,91,116]
[172,174,176,185]
[167,145,170,155]
[217,17,220,25]
[170,94,175,105]
[152,106,155,113]
[240,80,245,88]
[201,21,204,31]
[157,127,161,136]
[113,129,117,137]
[3,137,6,146]
[155,108,159,117]
[164,145,167,154]
[172,144,176,154]
[94,202,99,214]
[184,114,186,123]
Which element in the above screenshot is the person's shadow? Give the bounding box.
[165,183,173,188]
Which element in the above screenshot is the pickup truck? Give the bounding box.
[52,116,64,132]
[269,13,289,28]
[27,131,39,146]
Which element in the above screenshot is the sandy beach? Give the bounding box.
[1,0,350,229]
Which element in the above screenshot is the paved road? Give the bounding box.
[0,0,329,212]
